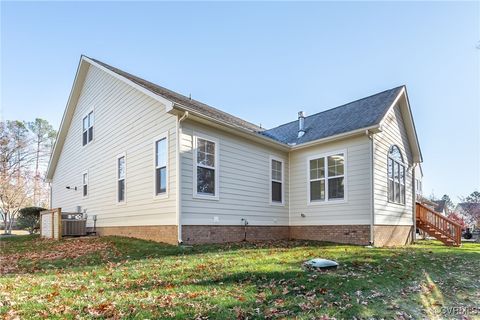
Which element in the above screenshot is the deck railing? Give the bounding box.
[416,202,462,246]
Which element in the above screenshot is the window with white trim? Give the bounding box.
[82,171,88,197]
[415,179,422,196]
[309,152,345,202]
[195,137,217,197]
[388,145,405,204]
[117,155,126,203]
[271,158,283,204]
[82,111,94,146]
[155,137,167,195]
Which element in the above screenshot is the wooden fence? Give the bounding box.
[40,208,62,240]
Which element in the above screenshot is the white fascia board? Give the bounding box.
[402,90,423,163]
[47,56,176,181]
[378,86,406,130]
[290,125,381,151]
[46,57,89,181]
[82,56,174,112]
[170,104,291,151]
[171,104,382,153]
[378,86,423,164]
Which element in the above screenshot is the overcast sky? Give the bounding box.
[1,1,479,200]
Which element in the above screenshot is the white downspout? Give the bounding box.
[176,111,189,244]
[367,130,375,245]
[49,182,53,210]
[412,163,417,243]
[288,150,291,238]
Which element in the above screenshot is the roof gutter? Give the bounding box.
[290,125,382,151]
[169,104,291,151]
[85,56,389,156]
[169,105,384,153]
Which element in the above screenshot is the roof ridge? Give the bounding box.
[266,85,405,131]
[86,56,263,131]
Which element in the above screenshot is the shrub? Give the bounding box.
[17,207,46,234]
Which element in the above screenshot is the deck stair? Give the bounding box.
[416,202,462,247]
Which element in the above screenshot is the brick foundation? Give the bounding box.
[96,225,178,245]
[373,225,413,247]
[289,225,371,245]
[93,224,413,247]
[182,225,290,244]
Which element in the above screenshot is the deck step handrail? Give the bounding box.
[416,202,462,246]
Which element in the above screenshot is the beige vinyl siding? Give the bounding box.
[180,120,289,226]
[289,135,372,225]
[373,103,414,225]
[51,64,177,227]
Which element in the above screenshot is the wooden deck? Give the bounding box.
[416,202,462,246]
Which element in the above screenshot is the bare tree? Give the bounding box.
[28,119,56,207]
[459,191,480,229]
[0,121,33,234]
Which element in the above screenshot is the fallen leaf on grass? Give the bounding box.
[0,238,116,275]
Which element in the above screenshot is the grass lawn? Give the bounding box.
[1,236,479,319]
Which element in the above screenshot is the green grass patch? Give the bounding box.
[1,235,479,319]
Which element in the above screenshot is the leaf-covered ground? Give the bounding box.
[1,235,479,319]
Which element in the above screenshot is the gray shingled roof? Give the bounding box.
[457,203,480,212]
[89,57,404,146]
[433,200,447,213]
[88,57,262,132]
[261,86,404,145]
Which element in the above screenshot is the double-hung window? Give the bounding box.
[415,179,422,196]
[82,171,88,197]
[309,157,325,201]
[194,136,218,199]
[82,111,94,146]
[117,154,126,203]
[270,157,284,204]
[309,151,345,203]
[388,145,405,204]
[155,135,168,196]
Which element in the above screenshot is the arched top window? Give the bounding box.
[388,145,405,205]
[388,145,404,163]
